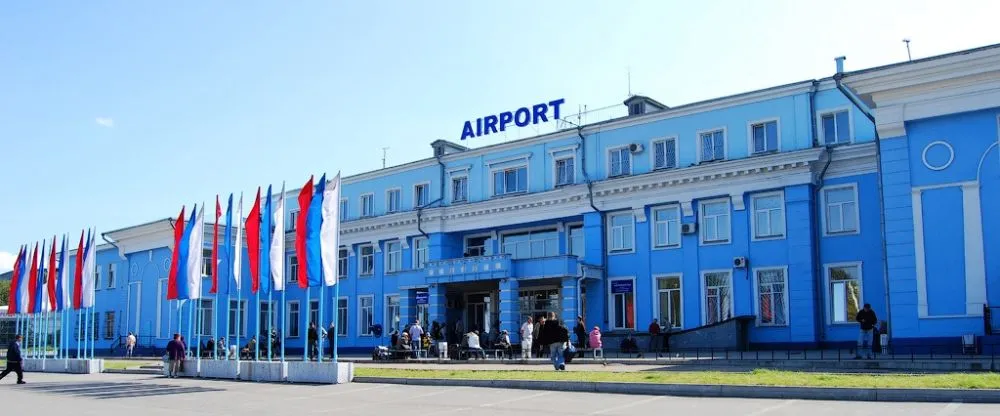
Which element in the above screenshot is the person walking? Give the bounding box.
[125,332,137,358]
[0,335,25,384]
[408,320,424,358]
[519,316,533,359]
[855,303,878,359]
[165,334,184,378]
[539,312,569,371]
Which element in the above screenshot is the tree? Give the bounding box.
[0,280,9,307]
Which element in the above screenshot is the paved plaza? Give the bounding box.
[0,372,996,415]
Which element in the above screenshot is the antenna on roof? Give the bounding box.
[381,147,389,169]
[903,38,912,62]
[627,66,632,96]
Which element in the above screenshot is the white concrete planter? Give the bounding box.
[239,361,287,382]
[197,360,240,379]
[286,362,354,384]
[22,358,103,374]
[161,359,198,378]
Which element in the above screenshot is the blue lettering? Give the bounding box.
[461,121,475,140]
[484,115,499,135]
[532,103,548,124]
[498,111,514,131]
[477,117,483,137]
[549,98,565,120]
[514,108,530,127]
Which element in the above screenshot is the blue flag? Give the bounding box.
[176,205,197,300]
[260,185,272,295]
[306,174,326,287]
[34,242,46,314]
[222,194,233,295]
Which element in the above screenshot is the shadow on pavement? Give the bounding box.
[20,381,224,400]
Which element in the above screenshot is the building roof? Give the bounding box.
[844,42,1000,77]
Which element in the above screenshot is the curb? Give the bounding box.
[103,369,163,375]
[353,377,1000,403]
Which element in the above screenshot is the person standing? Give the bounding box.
[574,316,588,351]
[327,322,337,360]
[0,335,25,384]
[534,316,547,357]
[519,316,533,359]
[408,320,424,358]
[165,334,184,378]
[307,323,319,361]
[647,319,661,355]
[126,332,137,358]
[855,303,878,360]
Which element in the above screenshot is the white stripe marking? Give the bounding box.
[589,396,664,415]
[744,399,798,416]
[935,402,962,416]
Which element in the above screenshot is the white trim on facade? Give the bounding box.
[820,183,861,237]
[695,126,729,163]
[650,204,682,250]
[606,210,636,254]
[746,117,782,155]
[749,190,787,241]
[652,273,684,330]
[650,136,679,170]
[751,266,790,327]
[698,197,732,245]
[700,269,735,326]
[606,144,633,178]
[385,187,402,213]
[816,106,855,145]
[823,261,864,326]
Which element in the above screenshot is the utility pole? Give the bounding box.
[903,39,912,62]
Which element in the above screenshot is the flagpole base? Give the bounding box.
[23,358,103,374]
[240,361,287,382]
[286,361,354,384]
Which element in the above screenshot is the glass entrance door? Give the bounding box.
[465,292,492,333]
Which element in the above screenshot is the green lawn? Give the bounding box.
[354,368,1000,390]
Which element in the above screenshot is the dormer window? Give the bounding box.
[629,103,644,116]
[624,95,668,117]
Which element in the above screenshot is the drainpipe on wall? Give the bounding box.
[833,57,893,342]
[808,80,831,346]
[576,126,606,327]
[102,232,130,339]
[417,154,447,238]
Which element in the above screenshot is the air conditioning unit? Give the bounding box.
[681,223,697,234]
[733,256,748,269]
[629,143,644,153]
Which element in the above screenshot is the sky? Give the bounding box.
[1,0,998,273]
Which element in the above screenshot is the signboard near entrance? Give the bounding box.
[611,280,633,294]
[416,291,429,305]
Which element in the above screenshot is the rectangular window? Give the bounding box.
[608,147,631,177]
[501,229,559,260]
[259,301,274,333]
[608,212,635,252]
[339,199,348,221]
[104,311,116,339]
[751,120,779,154]
[386,189,401,213]
[385,241,402,273]
[609,279,635,330]
[657,276,682,329]
[202,249,213,277]
[492,166,528,196]
[823,185,859,235]
[386,295,401,332]
[700,200,731,244]
[287,255,299,284]
[228,300,247,337]
[289,210,299,230]
[198,299,214,336]
[359,296,374,336]
[360,194,374,217]
[752,193,786,239]
[338,248,348,279]
[704,271,732,325]
[107,264,117,289]
[452,176,468,203]
[336,297,348,336]
[555,157,575,186]
[699,129,725,162]
[821,110,851,145]
[359,244,374,276]
[95,267,101,290]
[756,268,788,326]
[413,237,429,268]
[652,205,681,248]
[568,225,585,259]
[829,264,862,324]
[652,138,677,170]
[286,301,300,338]
[466,236,490,257]
[309,300,319,329]
[414,183,429,207]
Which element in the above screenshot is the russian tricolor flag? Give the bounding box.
[7,246,24,315]
[294,173,342,288]
[171,204,206,300]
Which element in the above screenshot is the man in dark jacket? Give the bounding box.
[165,333,184,378]
[855,303,878,359]
[307,323,319,361]
[539,312,569,371]
[0,335,25,384]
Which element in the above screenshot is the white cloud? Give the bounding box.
[0,251,14,274]
[95,117,115,128]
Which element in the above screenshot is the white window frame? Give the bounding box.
[336,296,349,336]
[337,247,348,279]
[201,249,213,277]
[358,295,375,336]
[414,182,430,208]
[820,183,861,236]
[196,299,215,337]
[286,300,301,338]
[700,270,734,325]
[339,198,348,221]
[553,155,576,186]
[817,107,854,146]
[606,145,632,177]
[747,118,781,155]
[650,136,679,170]
[567,223,585,259]
[750,191,786,241]
[412,236,429,269]
[651,204,682,249]
[358,244,375,276]
[384,240,402,273]
[653,273,684,330]
[606,276,637,330]
[753,266,790,327]
[699,198,732,245]
[289,209,300,230]
[228,299,247,338]
[385,187,402,213]
[385,294,401,332]
[606,211,636,254]
[156,278,169,339]
[286,255,299,284]
[360,193,375,217]
[451,175,468,204]
[464,233,493,257]
[696,127,728,163]
[107,263,117,289]
[825,262,864,325]
[489,164,529,197]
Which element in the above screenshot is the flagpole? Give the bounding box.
[188,301,194,358]
[267,291,273,361]
[76,310,81,358]
[223,294,230,360]
[254,292,260,361]
[334,280,339,363]
[43,310,49,361]
[196,300,202,364]
[304,286,310,361]
[90,307,96,359]
[318,284,324,363]
[236,289,241,367]
[280,288,286,363]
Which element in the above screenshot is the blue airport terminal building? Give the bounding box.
[5,44,999,355]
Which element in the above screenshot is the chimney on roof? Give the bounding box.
[835,56,846,74]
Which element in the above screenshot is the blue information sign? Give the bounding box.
[611,280,633,294]
[416,291,429,305]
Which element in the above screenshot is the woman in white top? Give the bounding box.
[520,317,533,359]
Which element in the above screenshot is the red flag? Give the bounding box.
[7,247,22,315]
[210,196,221,294]
[27,243,39,314]
[47,236,57,310]
[73,231,84,309]
[167,206,186,300]
[295,176,314,289]
[246,188,261,294]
